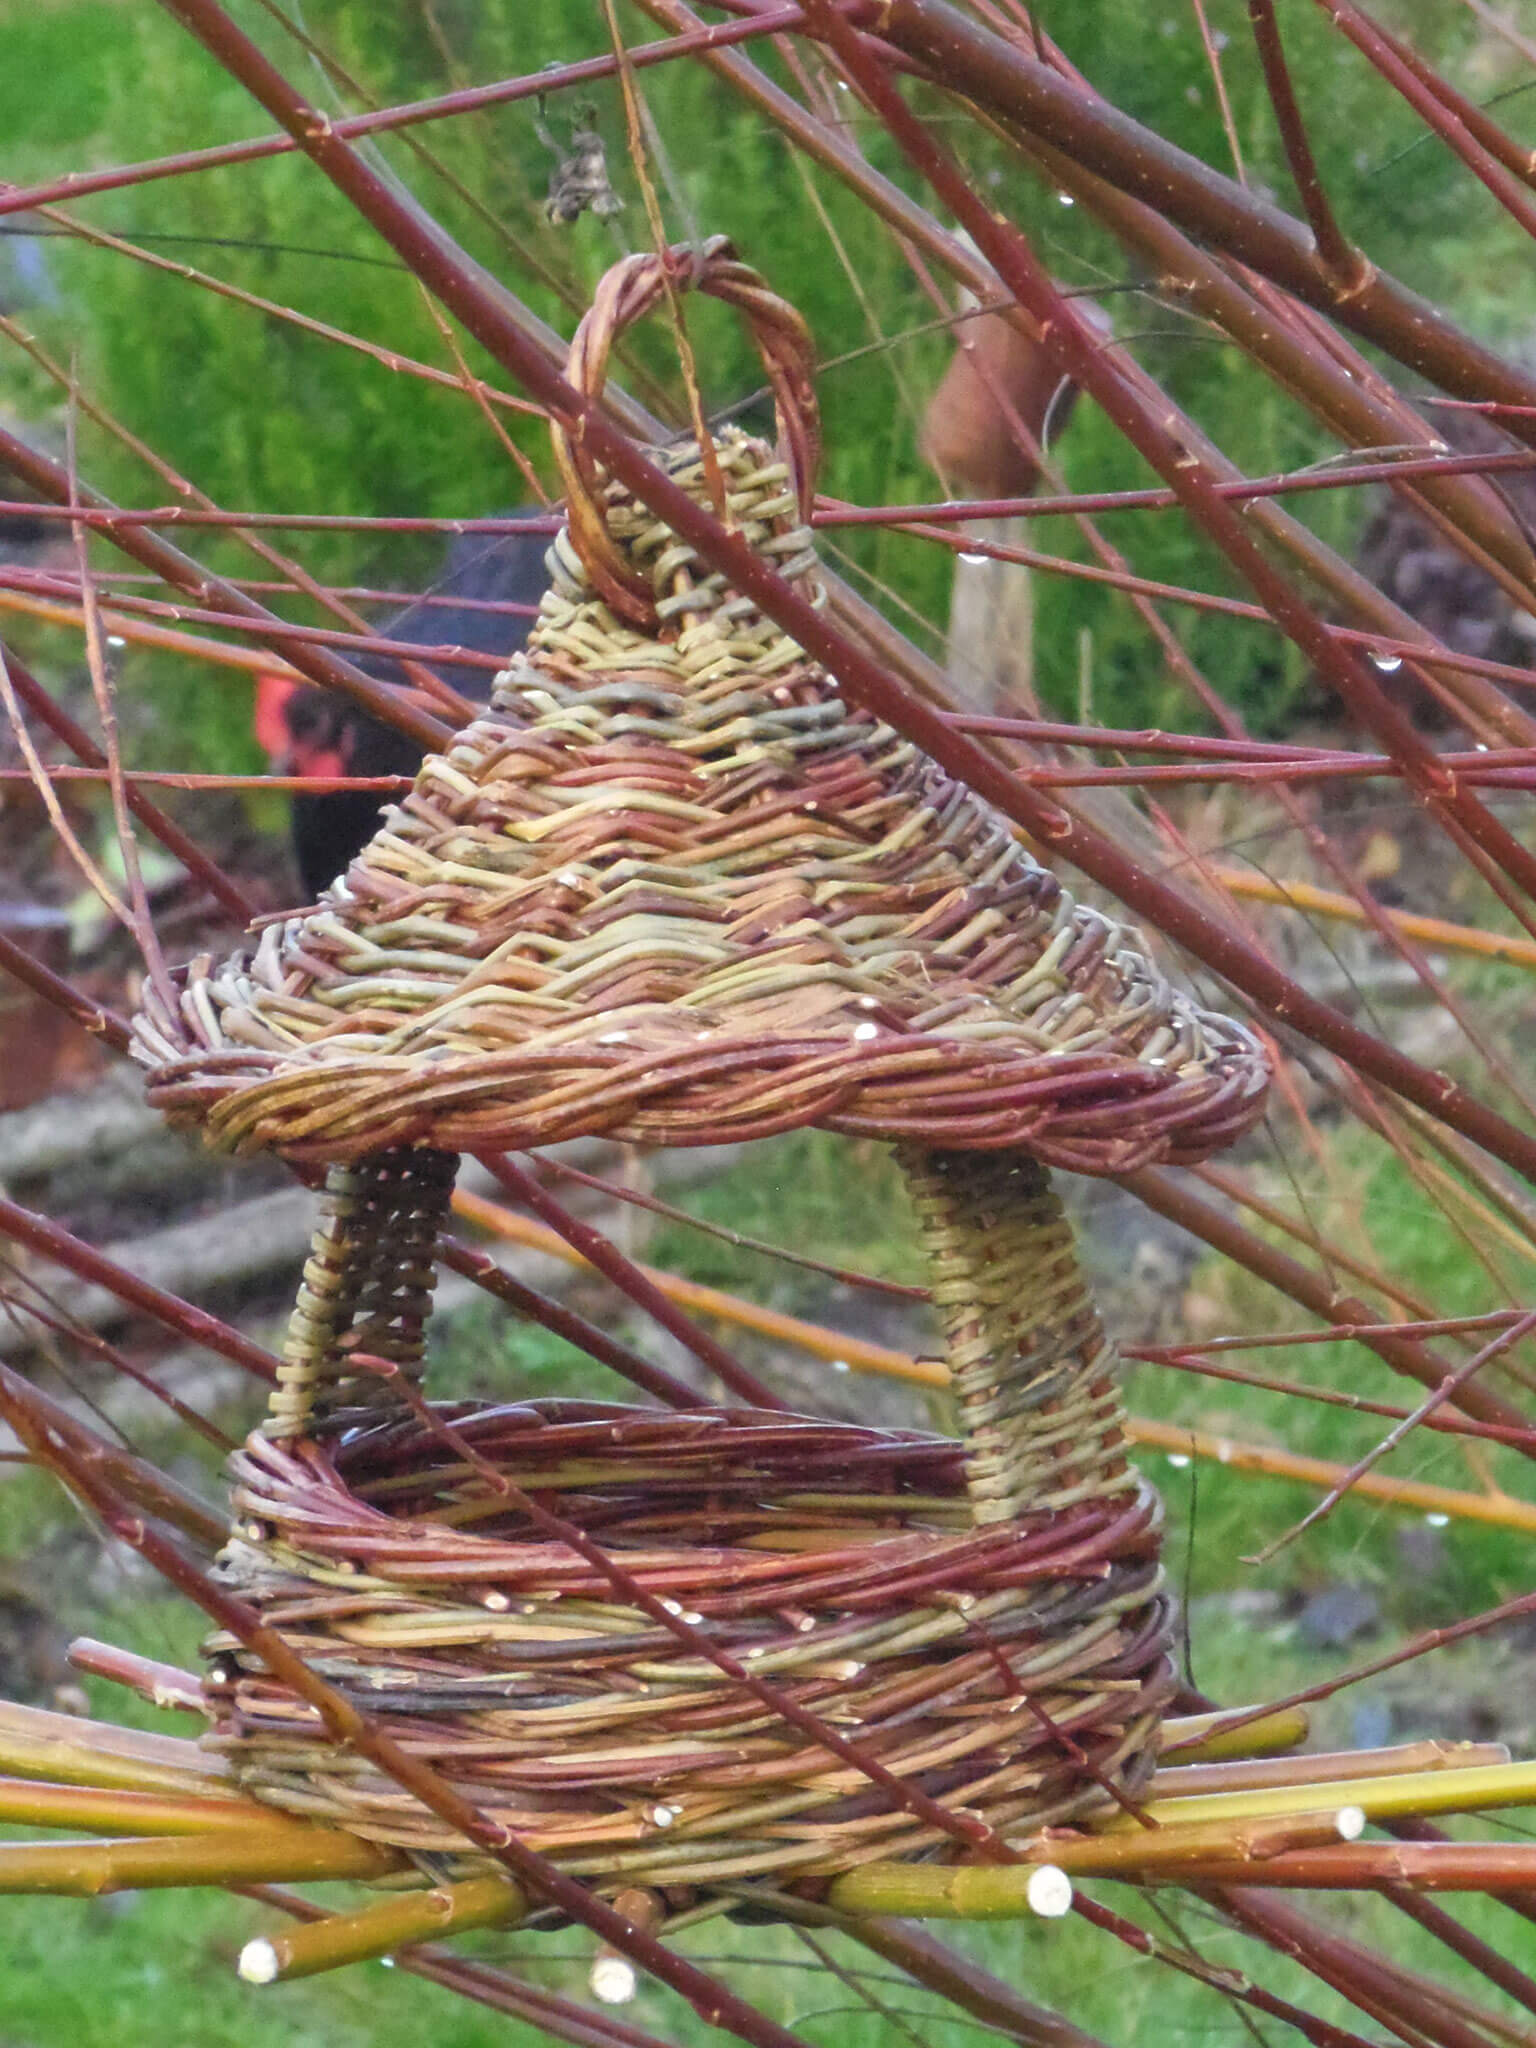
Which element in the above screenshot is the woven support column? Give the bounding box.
[267,1148,459,1439]
[900,1146,1134,1525]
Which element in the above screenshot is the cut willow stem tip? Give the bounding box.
[237,1940,280,1987]
[1025,1865,1074,1918]
[237,1876,525,1983]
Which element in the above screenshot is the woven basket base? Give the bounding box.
[204,1400,1173,1897]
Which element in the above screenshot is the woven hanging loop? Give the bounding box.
[551,236,820,623]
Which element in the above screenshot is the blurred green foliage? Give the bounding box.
[4,0,1534,754]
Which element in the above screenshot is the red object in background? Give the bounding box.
[247,519,549,897]
[253,672,298,763]
[253,672,349,779]
[919,305,1099,499]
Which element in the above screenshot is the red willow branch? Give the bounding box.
[1122,1167,1535,1435]
[820,449,1536,522]
[1066,1894,1377,2048]
[144,0,1536,1193]
[532,1152,930,1301]
[1190,1161,1461,1328]
[841,1917,1115,2048]
[942,720,1536,767]
[2,1286,231,1452]
[0,642,254,922]
[0,769,409,793]
[1313,0,1536,240]
[0,429,456,750]
[992,147,1536,737]
[1,1376,227,1552]
[0,926,130,1051]
[1369,12,1536,195]
[1247,0,1369,289]
[3,572,511,674]
[0,9,811,220]
[0,501,560,535]
[1245,1305,1536,1563]
[864,0,1536,432]
[1204,1886,1506,2048]
[0,1193,278,1387]
[1137,1349,1536,1454]
[435,1233,702,1409]
[1383,1888,1536,2023]
[1211,1586,1536,1755]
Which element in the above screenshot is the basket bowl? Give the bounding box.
[204,1399,1172,1897]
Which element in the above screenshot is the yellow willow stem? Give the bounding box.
[1158,1705,1309,1760]
[831,1812,1357,1915]
[1209,865,1536,973]
[239,1876,525,1984]
[1103,1757,1536,1833]
[0,1830,402,1895]
[0,1700,235,1799]
[831,1838,1536,1910]
[453,1192,1536,1534]
[0,1774,283,1837]
[1127,1414,1536,1534]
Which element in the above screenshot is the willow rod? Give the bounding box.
[0,1702,235,1799]
[1105,1758,1536,1833]
[832,1841,1536,1910]
[831,1811,1355,1910]
[1208,867,1536,971]
[238,1876,526,1984]
[0,1776,279,1839]
[0,1830,402,1894]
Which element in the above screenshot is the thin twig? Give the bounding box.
[1247,0,1369,288]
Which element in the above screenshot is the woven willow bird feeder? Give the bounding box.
[131,241,1269,1909]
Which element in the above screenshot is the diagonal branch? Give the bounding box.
[1247,0,1369,288]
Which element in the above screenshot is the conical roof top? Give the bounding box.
[133,244,1267,1175]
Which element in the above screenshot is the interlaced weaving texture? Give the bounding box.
[209,1401,1169,1886]
[129,240,1268,1908]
